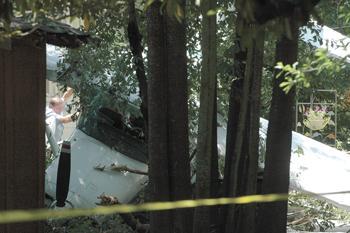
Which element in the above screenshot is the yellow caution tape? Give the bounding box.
[0,193,288,224]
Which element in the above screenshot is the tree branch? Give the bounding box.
[127,0,148,125]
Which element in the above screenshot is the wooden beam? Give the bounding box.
[0,35,45,233]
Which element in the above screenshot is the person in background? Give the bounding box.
[46,87,78,142]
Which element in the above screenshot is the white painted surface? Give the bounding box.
[217,118,350,212]
[45,129,148,208]
[301,22,350,62]
[45,116,350,210]
[46,44,66,81]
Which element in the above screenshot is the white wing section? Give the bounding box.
[45,117,350,210]
[217,118,350,211]
[301,22,350,62]
[46,44,66,81]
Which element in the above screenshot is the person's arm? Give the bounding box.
[57,114,74,123]
[62,87,73,102]
[57,112,79,124]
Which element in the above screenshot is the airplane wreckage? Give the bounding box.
[45,22,350,216]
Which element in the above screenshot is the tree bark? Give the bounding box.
[224,30,254,233]
[220,15,246,232]
[210,84,220,229]
[235,0,321,24]
[127,0,148,128]
[0,0,12,24]
[236,27,265,233]
[193,0,217,232]
[147,2,171,233]
[256,14,299,233]
[167,1,193,232]
[147,1,192,233]
[222,23,265,233]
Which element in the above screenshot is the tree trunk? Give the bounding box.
[236,27,265,233]
[235,0,321,24]
[147,1,192,233]
[193,0,217,232]
[147,2,171,233]
[167,1,193,232]
[224,29,254,233]
[210,84,220,229]
[222,23,265,233]
[220,15,246,232]
[256,15,299,233]
[127,0,148,129]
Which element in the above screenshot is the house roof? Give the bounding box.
[1,17,90,48]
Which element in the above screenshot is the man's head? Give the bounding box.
[49,97,64,114]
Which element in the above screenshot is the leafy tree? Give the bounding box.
[57,8,144,126]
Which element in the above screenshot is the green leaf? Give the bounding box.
[207,8,217,16]
[144,0,156,11]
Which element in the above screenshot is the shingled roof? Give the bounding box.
[1,17,90,48]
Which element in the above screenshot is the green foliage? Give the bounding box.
[289,191,350,232]
[45,215,134,233]
[275,48,347,94]
[58,9,142,121]
[275,61,309,93]
[12,0,124,20]
[294,4,350,149]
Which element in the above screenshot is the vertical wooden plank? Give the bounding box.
[4,39,15,233]
[0,35,45,233]
[0,43,14,233]
[0,40,9,233]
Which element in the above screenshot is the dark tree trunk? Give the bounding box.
[221,20,265,233]
[224,24,265,233]
[235,0,321,24]
[210,84,220,229]
[147,2,171,233]
[0,0,12,24]
[193,0,217,232]
[236,28,265,233]
[127,0,148,128]
[167,1,193,232]
[222,17,246,198]
[220,15,246,232]
[256,15,299,233]
[147,1,192,233]
[224,40,253,233]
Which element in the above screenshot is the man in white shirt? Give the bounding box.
[46,87,77,142]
